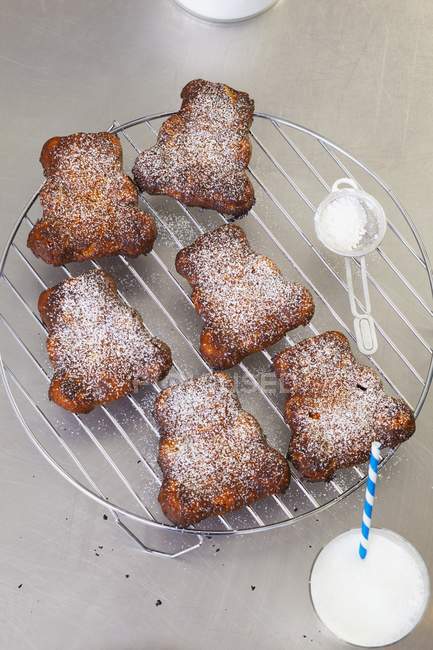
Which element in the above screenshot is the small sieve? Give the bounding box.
[315,178,387,355]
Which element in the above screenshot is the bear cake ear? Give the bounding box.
[273,331,415,482]
[175,224,315,370]
[38,269,172,413]
[374,393,417,449]
[28,131,156,266]
[154,372,290,527]
[132,79,256,218]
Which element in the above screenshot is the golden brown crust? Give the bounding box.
[154,372,290,527]
[273,331,416,481]
[39,269,172,413]
[132,79,255,217]
[28,132,157,266]
[176,224,315,369]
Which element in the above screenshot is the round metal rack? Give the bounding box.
[1,112,432,557]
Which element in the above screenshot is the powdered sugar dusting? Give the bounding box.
[44,270,170,402]
[274,332,415,479]
[133,79,254,211]
[178,225,314,353]
[317,195,367,252]
[32,132,155,263]
[156,373,289,518]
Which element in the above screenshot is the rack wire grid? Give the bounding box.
[1,112,433,558]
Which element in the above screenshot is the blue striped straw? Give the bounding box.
[359,441,381,560]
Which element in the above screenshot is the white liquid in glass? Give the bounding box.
[174,0,278,22]
[310,528,430,647]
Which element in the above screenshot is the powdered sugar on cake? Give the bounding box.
[273,331,415,479]
[45,270,168,400]
[41,133,130,234]
[35,132,155,258]
[156,373,289,509]
[178,225,314,349]
[133,79,254,208]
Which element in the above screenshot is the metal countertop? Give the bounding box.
[1,1,433,648]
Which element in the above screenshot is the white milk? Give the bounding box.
[174,0,278,22]
[310,528,430,647]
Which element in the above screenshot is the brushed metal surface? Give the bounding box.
[1,1,433,648]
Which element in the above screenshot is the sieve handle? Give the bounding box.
[345,256,378,355]
[332,177,362,192]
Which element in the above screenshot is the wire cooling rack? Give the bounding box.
[1,112,433,558]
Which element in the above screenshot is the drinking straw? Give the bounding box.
[359,441,381,560]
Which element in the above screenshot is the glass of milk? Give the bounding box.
[310,528,430,647]
[173,0,278,22]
